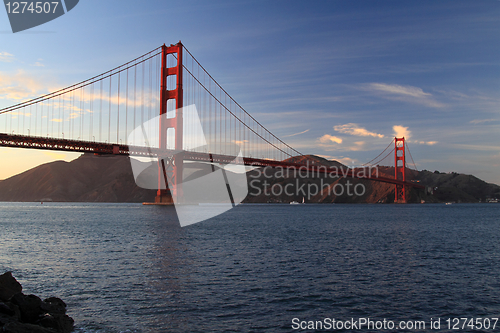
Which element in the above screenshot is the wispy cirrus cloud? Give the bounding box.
[415,140,438,146]
[283,129,310,138]
[470,118,496,124]
[0,52,15,63]
[0,70,48,100]
[334,123,384,138]
[350,141,366,151]
[371,83,431,98]
[363,83,446,108]
[449,144,500,152]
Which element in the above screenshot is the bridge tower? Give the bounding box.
[155,42,183,204]
[394,137,406,203]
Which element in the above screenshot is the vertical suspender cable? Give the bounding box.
[99,79,103,142]
[117,72,120,143]
[141,60,145,132]
[133,63,137,140]
[125,68,128,144]
[80,87,83,139]
[108,76,112,143]
[90,83,93,140]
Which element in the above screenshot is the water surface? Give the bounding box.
[1,203,499,332]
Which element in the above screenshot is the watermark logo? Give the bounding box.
[248,162,377,201]
[3,0,79,33]
[128,105,249,227]
[128,105,377,225]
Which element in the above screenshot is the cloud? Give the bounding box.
[450,144,500,152]
[282,129,310,138]
[415,140,438,146]
[33,62,45,67]
[0,76,158,125]
[393,125,436,145]
[0,52,14,62]
[470,118,496,124]
[369,83,431,98]
[315,154,336,160]
[393,125,411,139]
[351,141,366,151]
[317,136,369,152]
[0,68,157,113]
[318,134,342,144]
[334,123,384,138]
[68,112,80,120]
[363,83,446,108]
[0,70,48,100]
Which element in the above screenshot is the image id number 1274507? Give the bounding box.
[5,2,59,14]
[446,318,498,330]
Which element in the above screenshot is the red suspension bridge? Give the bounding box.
[0,42,424,204]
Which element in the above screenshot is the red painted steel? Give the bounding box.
[156,42,184,204]
[0,43,425,203]
[0,133,424,190]
[394,137,406,203]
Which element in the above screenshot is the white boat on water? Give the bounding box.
[290,197,305,205]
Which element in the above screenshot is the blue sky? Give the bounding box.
[1,0,499,185]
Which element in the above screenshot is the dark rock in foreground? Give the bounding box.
[0,272,73,333]
[0,272,22,302]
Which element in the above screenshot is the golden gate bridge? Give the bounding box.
[0,42,423,204]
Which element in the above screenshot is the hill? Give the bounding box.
[244,156,500,203]
[0,153,156,202]
[417,170,500,203]
[0,153,498,203]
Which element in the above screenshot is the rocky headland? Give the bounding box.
[0,153,498,204]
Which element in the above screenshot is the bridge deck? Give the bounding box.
[0,133,424,189]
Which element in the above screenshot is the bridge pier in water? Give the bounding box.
[394,137,406,204]
[154,42,184,204]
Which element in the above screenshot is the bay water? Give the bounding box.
[1,203,499,332]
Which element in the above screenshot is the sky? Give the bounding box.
[0,0,499,185]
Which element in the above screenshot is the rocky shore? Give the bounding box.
[0,272,74,333]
